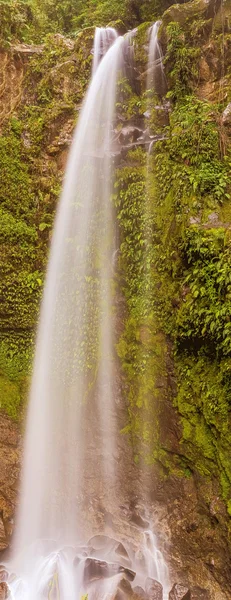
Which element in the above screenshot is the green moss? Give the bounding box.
[163,22,201,101]
[148,24,231,508]
[114,147,168,461]
[0,377,21,420]
[0,32,94,419]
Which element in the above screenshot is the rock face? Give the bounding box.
[191,588,211,599]
[0,413,20,551]
[133,586,149,600]
[169,586,211,600]
[145,578,163,600]
[83,557,136,584]
[169,584,191,600]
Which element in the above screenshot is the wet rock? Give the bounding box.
[145,577,163,600]
[118,565,136,582]
[191,587,210,599]
[119,125,144,145]
[169,584,191,600]
[114,577,133,600]
[222,102,231,126]
[115,581,151,600]
[115,542,130,563]
[133,586,149,600]
[83,558,135,584]
[84,557,118,582]
[0,583,8,599]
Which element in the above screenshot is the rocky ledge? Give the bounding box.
[0,535,211,600]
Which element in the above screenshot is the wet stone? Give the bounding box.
[169,584,191,600]
[133,585,149,600]
[0,583,8,599]
[115,542,131,565]
[114,578,133,600]
[84,558,118,582]
[145,577,163,600]
[83,557,135,584]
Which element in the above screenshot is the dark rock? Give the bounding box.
[115,581,152,600]
[191,587,210,600]
[83,558,118,582]
[133,585,149,600]
[121,566,136,582]
[185,522,198,533]
[145,577,163,600]
[119,125,144,145]
[169,584,191,600]
[114,577,133,600]
[83,558,135,584]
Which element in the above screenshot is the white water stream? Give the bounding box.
[92,27,118,74]
[2,26,170,600]
[147,21,165,95]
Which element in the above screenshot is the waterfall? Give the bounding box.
[92,27,118,74]
[3,24,170,600]
[6,33,125,598]
[147,21,165,96]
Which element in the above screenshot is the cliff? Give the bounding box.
[0,0,231,597]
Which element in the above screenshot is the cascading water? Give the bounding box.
[92,27,118,74]
[6,33,125,599]
[2,25,170,600]
[147,21,165,96]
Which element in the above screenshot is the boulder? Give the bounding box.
[83,558,135,584]
[115,542,131,565]
[222,103,231,126]
[133,586,149,600]
[114,577,133,600]
[145,577,163,600]
[169,584,191,600]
